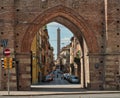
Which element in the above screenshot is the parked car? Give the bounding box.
[63,73,70,80]
[49,72,55,78]
[43,75,53,82]
[69,75,80,84]
[47,75,53,81]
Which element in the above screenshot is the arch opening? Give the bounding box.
[30,21,90,89]
[18,5,99,90]
[21,5,99,53]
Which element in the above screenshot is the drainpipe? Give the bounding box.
[103,0,108,89]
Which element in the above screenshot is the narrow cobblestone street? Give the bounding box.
[36,70,70,85]
[31,70,82,91]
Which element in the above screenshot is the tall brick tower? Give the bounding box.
[57,28,61,59]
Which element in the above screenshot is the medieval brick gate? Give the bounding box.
[0,0,120,91]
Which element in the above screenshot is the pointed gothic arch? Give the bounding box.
[21,5,99,53]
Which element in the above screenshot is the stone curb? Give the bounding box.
[0,91,120,96]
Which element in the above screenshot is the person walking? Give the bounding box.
[61,74,64,80]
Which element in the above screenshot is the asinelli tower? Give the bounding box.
[57,27,61,59]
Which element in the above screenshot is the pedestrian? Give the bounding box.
[57,74,58,78]
[61,75,63,80]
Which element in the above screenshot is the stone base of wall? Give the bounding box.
[16,53,31,91]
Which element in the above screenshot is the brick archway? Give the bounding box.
[0,0,119,91]
[21,5,99,53]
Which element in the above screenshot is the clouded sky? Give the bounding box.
[47,22,73,60]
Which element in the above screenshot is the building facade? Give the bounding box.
[31,26,54,84]
[59,45,70,73]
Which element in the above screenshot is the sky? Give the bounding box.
[47,22,73,60]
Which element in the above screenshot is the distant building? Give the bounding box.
[70,36,81,78]
[31,26,54,84]
[59,44,70,73]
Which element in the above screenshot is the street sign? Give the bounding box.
[0,39,8,48]
[4,48,10,56]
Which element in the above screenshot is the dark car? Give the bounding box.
[45,75,53,82]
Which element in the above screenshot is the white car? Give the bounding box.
[63,73,70,79]
[69,75,80,83]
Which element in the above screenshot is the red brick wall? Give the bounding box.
[0,0,119,90]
